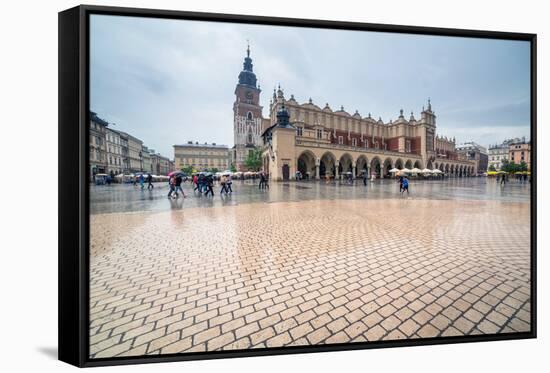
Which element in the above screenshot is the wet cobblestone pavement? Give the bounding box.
[89,179,531,358]
[90,177,531,214]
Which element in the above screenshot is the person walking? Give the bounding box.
[139,173,145,190]
[363,170,368,186]
[192,174,199,192]
[220,174,228,195]
[259,172,265,190]
[398,175,404,193]
[401,176,409,195]
[204,174,214,197]
[167,175,176,198]
[226,174,233,194]
[264,172,270,190]
[174,174,186,198]
[146,173,154,190]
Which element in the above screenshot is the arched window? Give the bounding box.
[247,112,253,121]
[248,133,253,144]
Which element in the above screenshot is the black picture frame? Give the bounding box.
[58,4,537,368]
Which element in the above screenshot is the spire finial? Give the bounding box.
[428,97,432,111]
[246,39,250,57]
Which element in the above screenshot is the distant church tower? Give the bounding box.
[233,43,264,171]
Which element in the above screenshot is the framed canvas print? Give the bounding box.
[58,5,537,367]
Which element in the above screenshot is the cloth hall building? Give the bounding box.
[232,47,476,180]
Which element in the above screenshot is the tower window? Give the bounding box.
[316,129,322,139]
[297,127,303,136]
[247,112,253,121]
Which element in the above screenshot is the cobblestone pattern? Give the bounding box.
[89,199,531,358]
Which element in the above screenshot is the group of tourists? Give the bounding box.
[133,173,155,190]
[167,173,186,198]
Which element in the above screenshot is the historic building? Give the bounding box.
[150,150,173,175]
[141,145,152,175]
[89,111,173,179]
[259,89,476,181]
[509,139,531,169]
[106,127,124,176]
[89,111,108,179]
[232,45,270,171]
[228,47,476,181]
[456,142,488,174]
[174,142,229,171]
[488,138,521,170]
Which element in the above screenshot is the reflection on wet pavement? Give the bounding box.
[90,178,531,214]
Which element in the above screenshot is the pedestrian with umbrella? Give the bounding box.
[174,173,186,198]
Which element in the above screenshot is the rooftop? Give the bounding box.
[174,142,228,149]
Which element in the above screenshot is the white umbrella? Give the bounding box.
[411,168,422,173]
[421,168,432,174]
[432,169,443,174]
[400,168,412,173]
[389,168,400,173]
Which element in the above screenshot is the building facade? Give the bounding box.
[142,145,152,174]
[456,142,488,174]
[488,138,522,170]
[124,133,143,173]
[261,95,476,181]
[89,111,108,179]
[509,139,531,169]
[232,45,269,171]
[106,127,124,176]
[174,142,230,171]
[224,47,476,182]
[150,151,173,175]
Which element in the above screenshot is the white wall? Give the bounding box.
[0,0,546,372]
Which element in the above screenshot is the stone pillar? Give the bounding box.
[352,162,357,179]
[380,165,384,179]
[335,160,340,179]
[315,159,320,180]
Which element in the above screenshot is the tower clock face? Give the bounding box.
[245,91,253,100]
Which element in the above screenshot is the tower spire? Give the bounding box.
[237,41,257,87]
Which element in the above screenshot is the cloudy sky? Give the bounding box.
[90,15,531,158]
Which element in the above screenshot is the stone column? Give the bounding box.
[335,160,340,179]
[315,159,320,180]
[352,162,357,179]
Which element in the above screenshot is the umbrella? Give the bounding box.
[411,168,422,173]
[400,168,412,173]
[389,168,400,173]
[421,168,432,174]
[167,171,185,177]
[432,169,443,174]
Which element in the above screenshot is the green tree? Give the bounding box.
[209,167,219,174]
[519,161,528,172]
[180,165,194,175]
[244,149,262,171]
[488,164,496,171]
[230,163,237,172]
